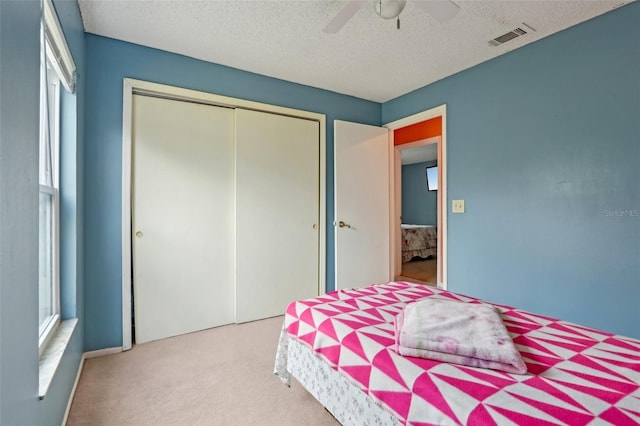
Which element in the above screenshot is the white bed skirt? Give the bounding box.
[274,326,400,426]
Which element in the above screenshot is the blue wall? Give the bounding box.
[384,3,640,338]
[0,1,40,423]
[0,0,85,424]
[402,161,438,225]
[83,35,380,350]
[84,4,639,351]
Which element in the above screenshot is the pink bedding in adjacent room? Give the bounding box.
[401,225,437,263]
[283,282,640,425]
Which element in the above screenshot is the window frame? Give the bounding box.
[38,0,74,357]
[38,59,61,356]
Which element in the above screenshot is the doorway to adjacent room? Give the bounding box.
[385,105,447,289]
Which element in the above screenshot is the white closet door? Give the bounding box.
[235,109,320,323]
[132,95,235,344]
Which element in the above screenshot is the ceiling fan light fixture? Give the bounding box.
[375,0,407,19]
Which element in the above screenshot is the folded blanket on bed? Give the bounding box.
[394,298,527,374]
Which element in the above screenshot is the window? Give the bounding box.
[39,58,60,350]
[426,165,438,191]
[39,0,75,354]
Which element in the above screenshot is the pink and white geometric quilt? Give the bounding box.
[283,282,640,425]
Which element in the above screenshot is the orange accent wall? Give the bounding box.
[394,116,442,146]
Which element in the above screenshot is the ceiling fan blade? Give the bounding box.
[414,0,460,23]
[323,0,367,33]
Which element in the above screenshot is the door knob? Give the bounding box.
[338,221,351,228]
[135,231,143,238]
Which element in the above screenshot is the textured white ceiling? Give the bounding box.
[78,0,631,102]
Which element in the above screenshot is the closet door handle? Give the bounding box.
[135,231,144,238]
[338,221,351,228]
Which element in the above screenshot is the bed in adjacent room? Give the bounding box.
[401,224,437,263]
[274,282,640,425]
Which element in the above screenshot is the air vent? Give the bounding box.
[488,24,535,47]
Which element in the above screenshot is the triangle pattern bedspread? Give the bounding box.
[283,282,640,425]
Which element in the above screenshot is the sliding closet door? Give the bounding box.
[132,95,235,344]
[235,109,320,323]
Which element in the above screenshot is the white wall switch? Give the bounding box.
[452,199,465,213]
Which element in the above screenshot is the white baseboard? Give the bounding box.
[61,346,123,425]
[61,355,84,426]
[84,346,123,359]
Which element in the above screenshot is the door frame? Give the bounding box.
[383,104,448,290]
[121,78,327,350]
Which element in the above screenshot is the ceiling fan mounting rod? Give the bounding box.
[375,0,407,20]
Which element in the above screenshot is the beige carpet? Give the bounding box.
[67,316,338,426]
[401,257,437,284]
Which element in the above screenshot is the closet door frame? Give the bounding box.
[121,78,326,350]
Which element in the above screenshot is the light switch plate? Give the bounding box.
[452,199,465,213]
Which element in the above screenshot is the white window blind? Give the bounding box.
[43,0,76,93]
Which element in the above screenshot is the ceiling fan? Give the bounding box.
[324,0,460,33]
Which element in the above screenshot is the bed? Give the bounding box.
[401,224,437,263]
[274,282,640,425]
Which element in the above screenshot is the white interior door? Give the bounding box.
[132,95,235,344]
[235,109,320,323]
[334,120,390,290]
